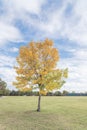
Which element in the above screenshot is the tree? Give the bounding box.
[54,91,62,96]
[0,78,7,96]
[62,90,69,96]
[13,39,68,112]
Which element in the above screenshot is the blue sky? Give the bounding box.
[0,0,87,92]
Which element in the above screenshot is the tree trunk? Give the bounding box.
[37,94,41,112]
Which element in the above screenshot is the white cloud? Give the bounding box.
[4,0,46,15]
[73,49,87,60]
[9,47,19,53]
[0,0,46,24]
[12,0,45,14]
[0,54,17,90]
[60,0,87,46]
[58,56,87,92]
[0,22,22,46]
[0,0,47,45]
[0,67,16,90]
[0,55,16,67]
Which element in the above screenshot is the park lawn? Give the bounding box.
[0,96,87,130]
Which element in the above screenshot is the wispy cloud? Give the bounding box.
[0,55,16,67]
[9,47,19,53]
[0,22,23,46]
[58,55,87,92]
[0,54,16,90]
[0,67,16,90]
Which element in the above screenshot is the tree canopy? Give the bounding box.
[0,78,7,96]
[0,78,7,90]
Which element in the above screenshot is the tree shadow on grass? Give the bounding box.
[24,110,37,114]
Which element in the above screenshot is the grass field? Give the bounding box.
[0,96,87,130]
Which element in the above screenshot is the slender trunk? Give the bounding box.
[37,94,41,112]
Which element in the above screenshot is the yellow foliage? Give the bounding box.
[13,39,68,95]
[22,87,32,92]
[39,90,47,95]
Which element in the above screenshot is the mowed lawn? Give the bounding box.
[0,96,87,130]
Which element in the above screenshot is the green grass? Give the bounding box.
[0,96,87,130]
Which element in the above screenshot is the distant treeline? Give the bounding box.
[0,90,87,96]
